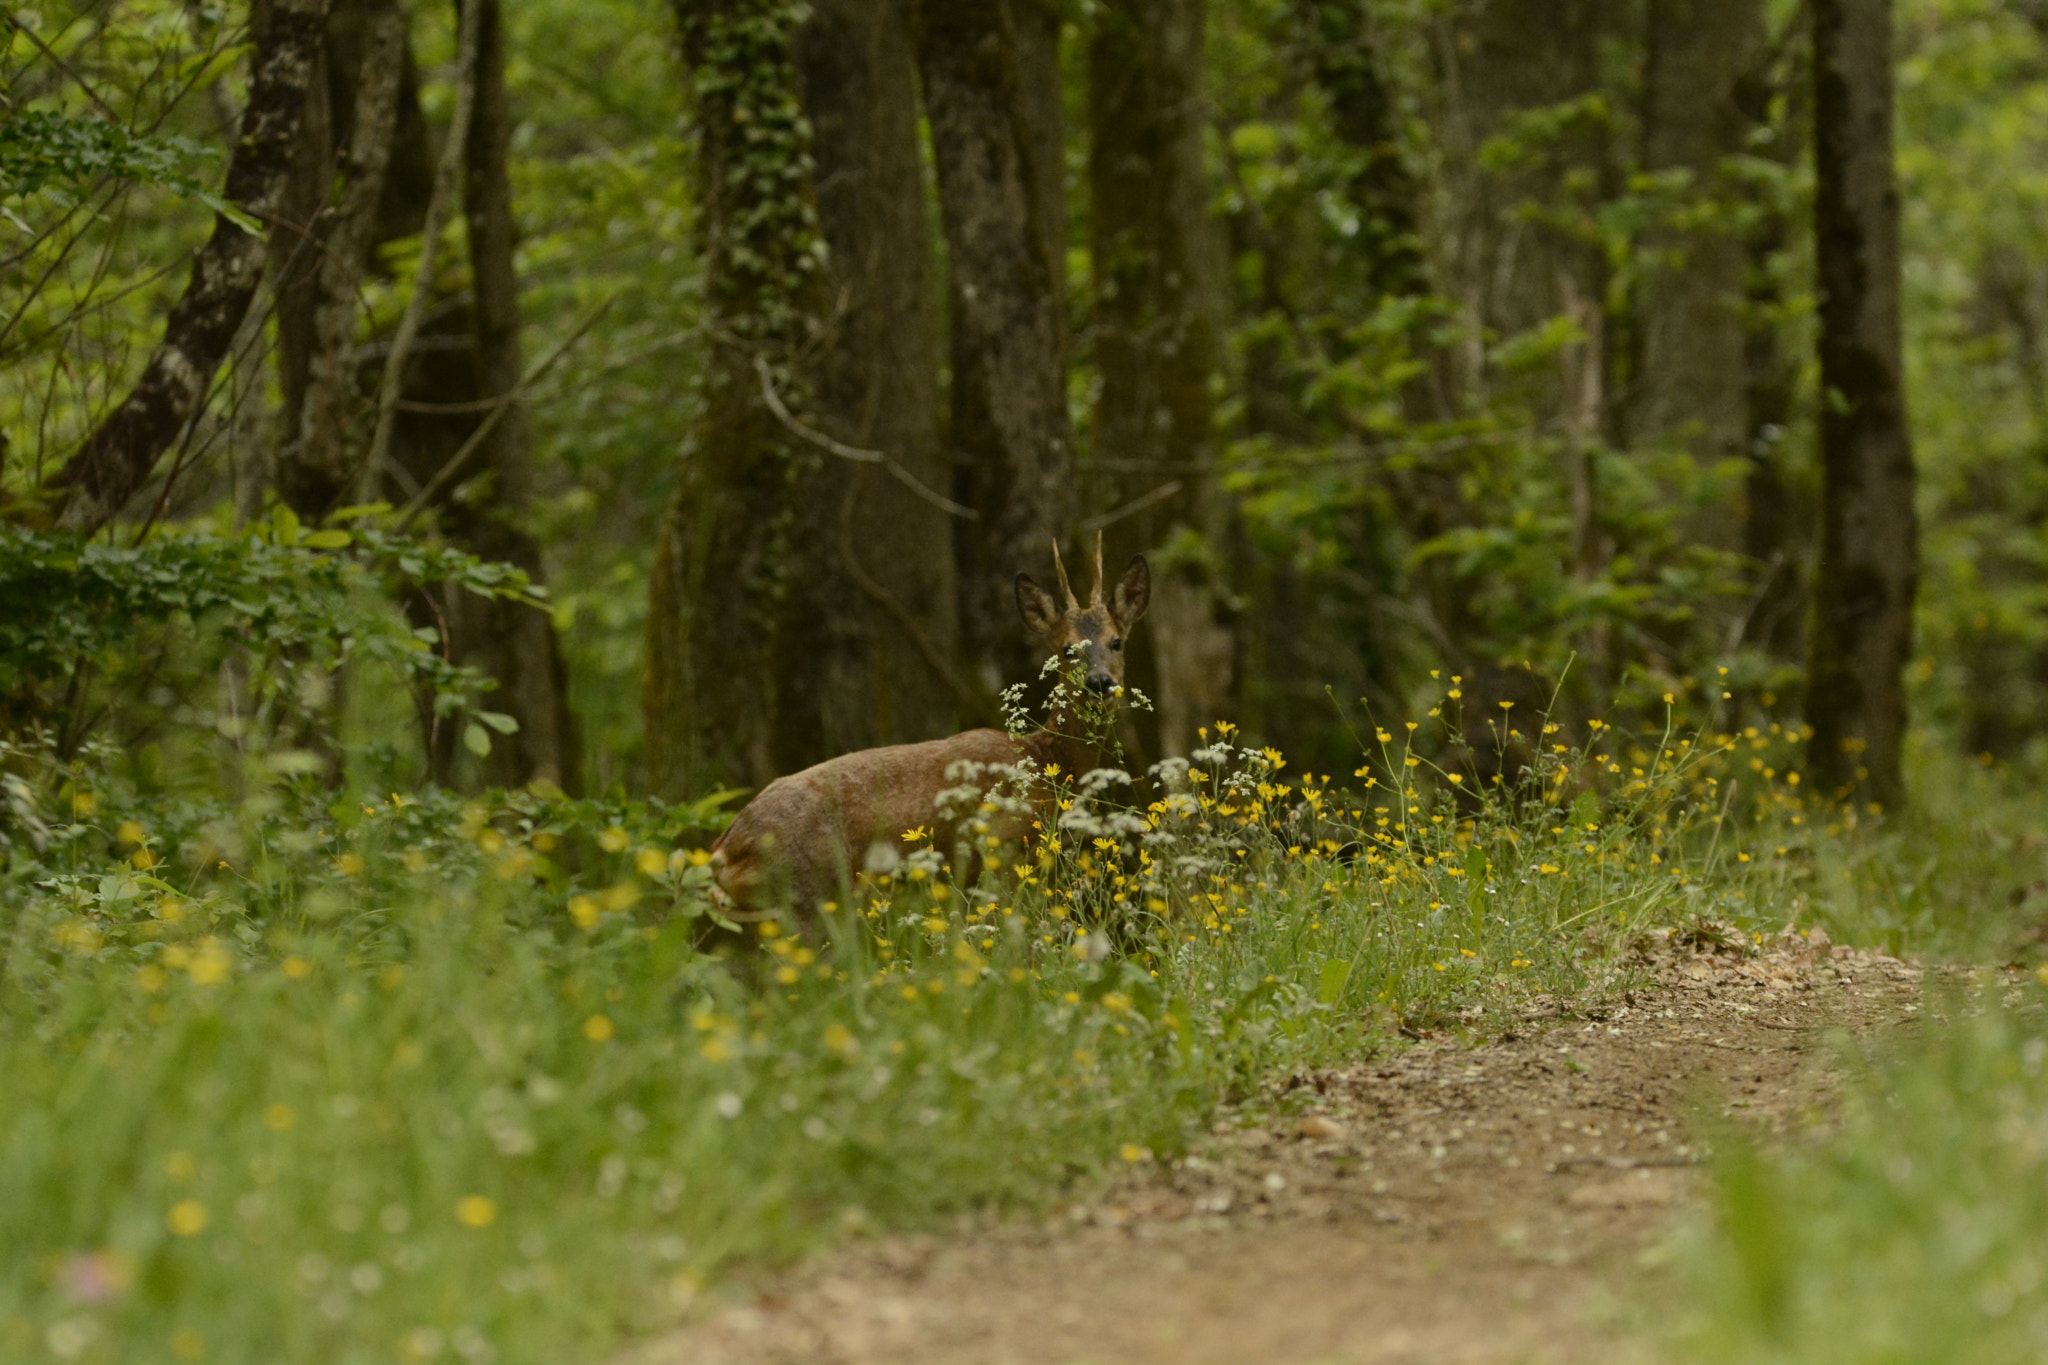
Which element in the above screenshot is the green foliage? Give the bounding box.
[1204,1,1775,776]
[0,108,241,225]
[0,688,1780,1363]
[1896,0,2048,764]
[0,524,541,765]
[2,0,245,487]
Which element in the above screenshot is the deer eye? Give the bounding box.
[1109,638,1122,652]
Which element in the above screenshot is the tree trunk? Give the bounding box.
[1010,0,1067,307]
[789,0,967,748]
[1088,0,1226,759]
[268,2,336,514]
[1303,0,1426,303]
[1634,0,1764,544]
[1444,0,1601,340]
[276,0,409,519]
[913,0,1076,693]
[48,0,330,535]
[644,0,832,796]
[1735,32,1809,662]
[427,0,580,792]
[1806,0,1918,808]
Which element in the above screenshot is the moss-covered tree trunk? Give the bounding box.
[648,0,957,795]
[1442,0,1603,367]
[1806,0,1918,807]
[1303,0,1426,305]
[1735,26,1810,663]
[645,0,829,796]
[1088,0,1227,760]
[273,0,409,519]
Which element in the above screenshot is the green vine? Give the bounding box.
[677,0,826,349]
[671,0,830,679]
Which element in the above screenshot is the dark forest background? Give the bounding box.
[3,0,2034,807]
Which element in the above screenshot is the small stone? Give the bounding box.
[1298,1115,1349,1141]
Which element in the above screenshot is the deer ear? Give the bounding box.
[1111,556,1150,627]
[1015,573,1064,638]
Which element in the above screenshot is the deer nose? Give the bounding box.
[1085,673,1114,696]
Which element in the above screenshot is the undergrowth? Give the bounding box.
[1673,754,2048,1365]
[0,691,2020,1365]
[1682,983,2048,1365]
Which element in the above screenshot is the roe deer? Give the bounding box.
[706,535,1150,934]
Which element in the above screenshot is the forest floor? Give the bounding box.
[628,929,1925,1365]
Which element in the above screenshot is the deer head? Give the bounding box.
[1014,531,1151,697]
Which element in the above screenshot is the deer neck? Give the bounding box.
[1020,707,1110,781]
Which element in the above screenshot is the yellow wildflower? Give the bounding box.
[454,1195,498,1228]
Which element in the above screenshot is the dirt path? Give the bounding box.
[630,930,1924,1365]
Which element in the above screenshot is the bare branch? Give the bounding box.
[753,354,977,520]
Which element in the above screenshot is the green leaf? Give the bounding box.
[1315,958,1353,1006]
[1463,845,1488,883]
[330,502,392,522]
[477,710,520,735]
[687,787,752,819]
[301,529,352,550]
[463,723,492,758]
[1570,791,1602,830]
[1465,844,1490,931]
[271,504,301,547]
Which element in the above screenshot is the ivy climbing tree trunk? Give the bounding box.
[644,0,830,796]
[1806,0,1919,808]
[1302,0,1426,304]
[1088,0,1227,760]
[912,0,1075,694]
[48,0,330,535]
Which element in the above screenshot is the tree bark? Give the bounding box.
[419,0,580,792]
[1735,32,1808,662]
[644,0,832,796]
[276,0,409,519]
[1634,0,1764,538]
[1806,0,1918,808]
[48,0,330,535]
[912,0,1076,693]
[1449,0,1605,358]
[1302,0,1426,303]
[1088,0,1226,759]
[789,0,965,750]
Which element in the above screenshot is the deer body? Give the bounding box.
[707,539,1149,932]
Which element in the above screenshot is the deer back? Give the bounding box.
[709,727,1027,925]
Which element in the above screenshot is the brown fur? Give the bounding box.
[707,542,1149,933]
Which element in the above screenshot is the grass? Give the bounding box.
[1680,988,2048,1365]
[1672,751,2048,1365]
[0,699,2010,1365]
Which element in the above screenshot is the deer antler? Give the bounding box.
[1051,540,1080,612]
[1089,530,1106,606]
